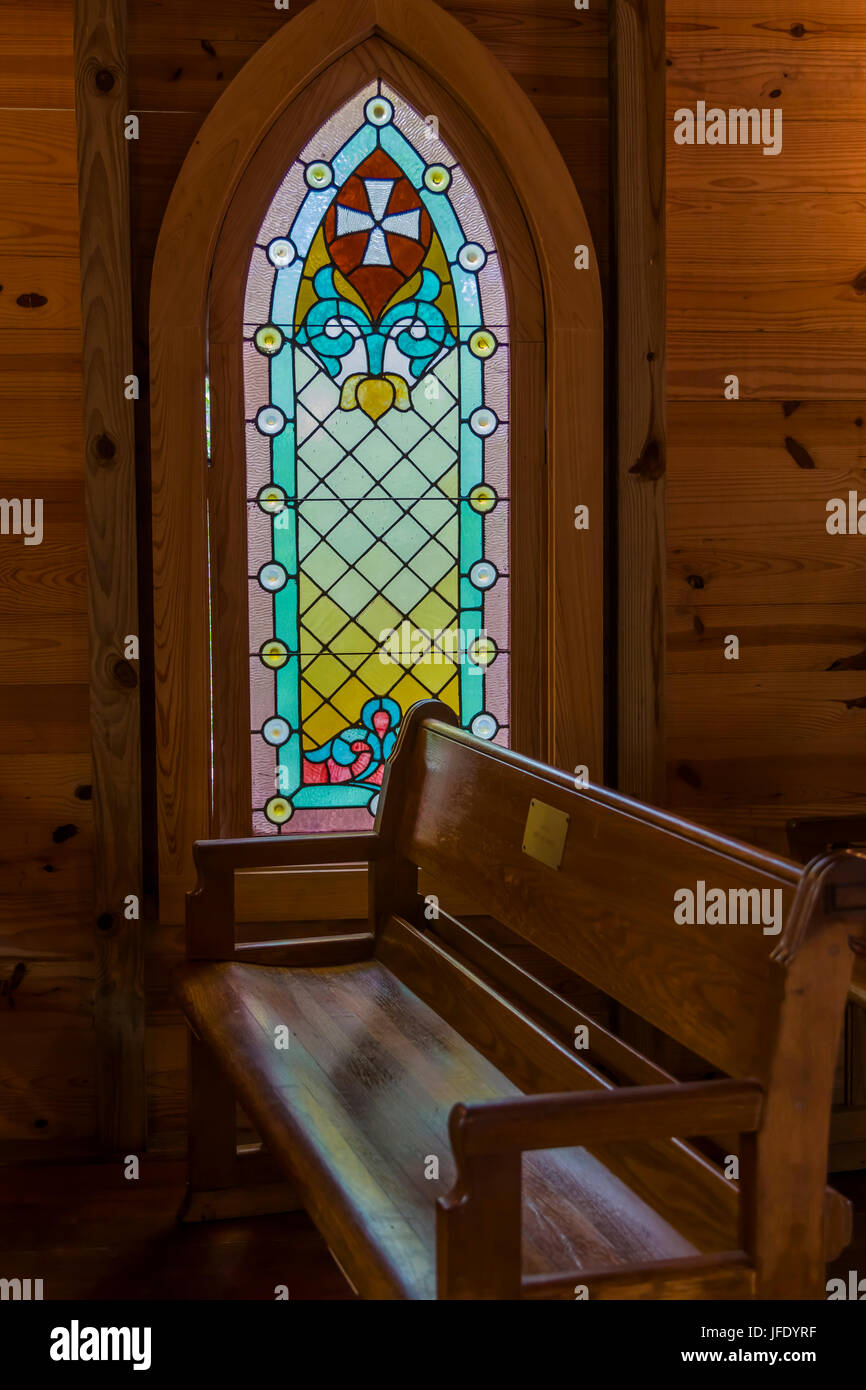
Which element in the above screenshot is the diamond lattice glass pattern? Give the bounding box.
[243,80,510,833]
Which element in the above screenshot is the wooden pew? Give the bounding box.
[175,700,865,1300]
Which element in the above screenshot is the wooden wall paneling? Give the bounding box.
[0,109,77,182]
[613,0,666,802]
[667,1,866,40]
[0,1013,96,1143]
[668,119,866,196]
[665,15,866,840]
[667,47,866,123]
[74,0,145,1151]
[0,258,85,332]
[0,3,98,1156]
[668,333,866,400]
[0,182,81,256]
[668,604,866,674]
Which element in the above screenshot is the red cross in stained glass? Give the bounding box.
[323,149,432,320]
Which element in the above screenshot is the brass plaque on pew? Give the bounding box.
[522,799,569,870]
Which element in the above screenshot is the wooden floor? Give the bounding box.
[0,1159,354,1301]
[1,1158,864,1300]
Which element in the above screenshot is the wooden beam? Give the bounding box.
[613,0,666,803]
[74,0,145,1151]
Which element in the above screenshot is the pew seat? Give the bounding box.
[176,699,866,1300]
[176,954,699,1300]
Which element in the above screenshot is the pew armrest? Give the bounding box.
[450,1079,764,1158]
[436,1080,765,1299]
[185,832,380,959]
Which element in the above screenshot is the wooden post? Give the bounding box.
[612,0,666,803]
[74,0,145,1151]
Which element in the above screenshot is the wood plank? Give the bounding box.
[129,0,312,43]
[0,754,93,899]
[0,960,95,1018]
[74,0,144,1151]
[0,56,74,109]
[668,604,866,673]
[0,613,90,684]
[668,119,866,194]
[0,111,77,183]
[0,258,83,331]
[0,526,87,618]
[0,1014,95,1144]
[668,193,866,276]
[0,344,82,400]
[666,760,866,830]
[614,0,666,801]
[668,398,866,447]
[0,182,80,256]
[0,409,85,468]
[129,0,610,46]
[669,280,866,335]
[668,329,866,399]
[0,906,98,962]
[667,48,866,121]
[0,685,90,754]
[128,9,609,113]
[667,673,866,758]
[668,1,866,43]
[667,525,866,606]
[524,1252,754,1301]
[0,1155,353,1298]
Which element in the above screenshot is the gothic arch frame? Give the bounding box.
[151,0,604,919]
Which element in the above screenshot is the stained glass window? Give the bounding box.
[243,80,509,833]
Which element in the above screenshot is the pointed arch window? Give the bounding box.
[150,1,602,915]
[244,82,509,834]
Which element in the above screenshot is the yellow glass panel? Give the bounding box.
[356,594,402,640]
[437,672,460,713]
[355,653,404,697]
[410,654,459,695]
[331,675,375,723]
[303,701,345,750]
[304,653,352,699]
[329,620,376,657]
[300,680,325,720]
[304,594,351,644]
[434,568,459,608]
[409,591,456,633]
[389,670,445,712]
[299,627,324,657]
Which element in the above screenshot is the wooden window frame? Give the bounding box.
[151,0,604,922]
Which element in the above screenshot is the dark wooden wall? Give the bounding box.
[128,0,611,1150]
[665,1,866,854]
[0,0,96,1157]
